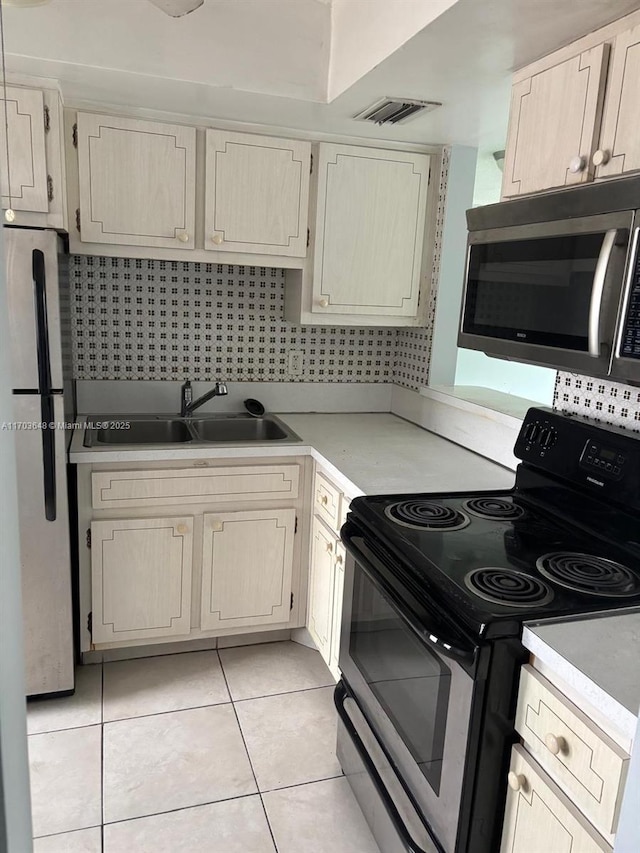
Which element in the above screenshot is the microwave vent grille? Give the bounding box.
[353,97,442,126]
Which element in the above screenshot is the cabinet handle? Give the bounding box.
[320,495,328,505]
[592,149,611,167]
[177,232,190,243]
[544,733,567,755]
[318,298,329,308]
[211,234,223,245]
[507,772,527,792]
[325,541,333,553]
[176,523,189,534]
[568,155,586,174]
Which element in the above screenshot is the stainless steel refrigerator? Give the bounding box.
[6,227,74,697]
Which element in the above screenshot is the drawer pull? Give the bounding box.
[507,771,527,792]
[320,494,328,505]
[544,733,567,755]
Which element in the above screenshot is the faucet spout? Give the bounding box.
[181,380,228,417]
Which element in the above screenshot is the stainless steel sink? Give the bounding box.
[190,415,290,442]
[83,414,301,447]
[91,419,192,445]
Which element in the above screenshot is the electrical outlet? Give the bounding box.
[288,349,304,376]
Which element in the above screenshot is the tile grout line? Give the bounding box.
[217,649,280,853]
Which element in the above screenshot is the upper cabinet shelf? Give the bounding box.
[502,9,640,198]
[205,130,310,257]
[76,113,197,249]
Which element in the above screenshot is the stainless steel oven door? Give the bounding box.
[339,527,477,853]
[459,211,633,377]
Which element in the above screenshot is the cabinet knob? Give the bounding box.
[592,149,611,167]
[325,541,333,553]
[568,155,586,174]
[335,553,343,565]
[321,495,328,505]
[507,772,527,792]
[176,523,189,534]
[211,234,224,245]
[4,208,16,223]
[176,231,190,243]
[318,298,329,308]
[544,733,567,755]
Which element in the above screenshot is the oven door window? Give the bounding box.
[463,232,607,350]
[349,567,451,796]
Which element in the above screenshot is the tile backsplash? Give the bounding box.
[70,256,398,383]
[553,372,640,433]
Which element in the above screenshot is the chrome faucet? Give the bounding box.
[180,380,228,417]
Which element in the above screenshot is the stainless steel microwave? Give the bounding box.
[458,175,640,384]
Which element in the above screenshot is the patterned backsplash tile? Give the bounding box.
[553,372,640,433]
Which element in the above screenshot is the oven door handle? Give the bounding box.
[343,527,477,664]
[335,681,444,853]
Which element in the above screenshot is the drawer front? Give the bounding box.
[92,465,300,509]
[501,744,612,853]
[515,665,628,837]
[314,472,342,531]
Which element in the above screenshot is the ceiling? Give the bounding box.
[5,0,640,200]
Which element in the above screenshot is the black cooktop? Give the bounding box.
[348,487,640,639]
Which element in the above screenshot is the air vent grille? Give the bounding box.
[354,97,441,126]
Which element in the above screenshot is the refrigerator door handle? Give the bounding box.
[32,249,54,395]
[40,396,57,522]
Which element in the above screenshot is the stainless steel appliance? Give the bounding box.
[6,227,74,697]
[337,407,640,852]
[459,174,640,384]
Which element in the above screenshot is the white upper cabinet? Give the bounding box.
[205,130,310,256]
[595,23,640,178]
[502,44,609,197]
[76,113,196,249]
[0,86,48,214]
[311,143,430,318]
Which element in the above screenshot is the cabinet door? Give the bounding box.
[77,113,196,249]
[205,130,310,256]
[312,143,430,317]
[0,86,48,214]
[329,541,345,679]
[595,24,640,178]
[308,516,336,663]
[501,745,612,853]
[502,44,609,197]
[200,509,295,632]
[91,516,193,644]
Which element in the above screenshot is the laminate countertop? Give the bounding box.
[523,610,640,742]
[70,412,514,496]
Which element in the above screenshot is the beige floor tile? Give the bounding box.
[29,726,102,838]
[104,796,276,852]
[219,641,334,701]
[103,650,229,722]
[33,827,102,853]
[263,777,381,853]
[103,704,256,823]
[27,666,102,735]
[236,686,341,791]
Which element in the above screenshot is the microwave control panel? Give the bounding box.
[620,250,640,359]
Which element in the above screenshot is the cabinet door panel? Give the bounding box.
[501,745,611,853]
[0,86,48,213]
[308,516,336,662]
[77,113,196,248]
[329,541,345,678]
[502,44,609,196]
[91,516,193,644]
[313,144,429,317]
[596,25,640,177]
[200,509,295,631]
[205,130,310,256]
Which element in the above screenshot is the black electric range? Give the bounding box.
[335,407,640,853]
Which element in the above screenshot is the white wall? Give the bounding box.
[455,349,556,403]
[328,0,458,101]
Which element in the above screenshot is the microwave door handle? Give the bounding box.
[589,229,618,357]
[615,227,640,358]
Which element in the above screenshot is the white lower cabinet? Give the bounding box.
[501,745,611,853]
[90,516,194,644]
[200,509,295,632]
[308,515,337,661]
[329,541,345,677]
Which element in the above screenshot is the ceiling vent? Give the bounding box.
[353,97,442,126]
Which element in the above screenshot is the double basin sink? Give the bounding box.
[83,413,302,447]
